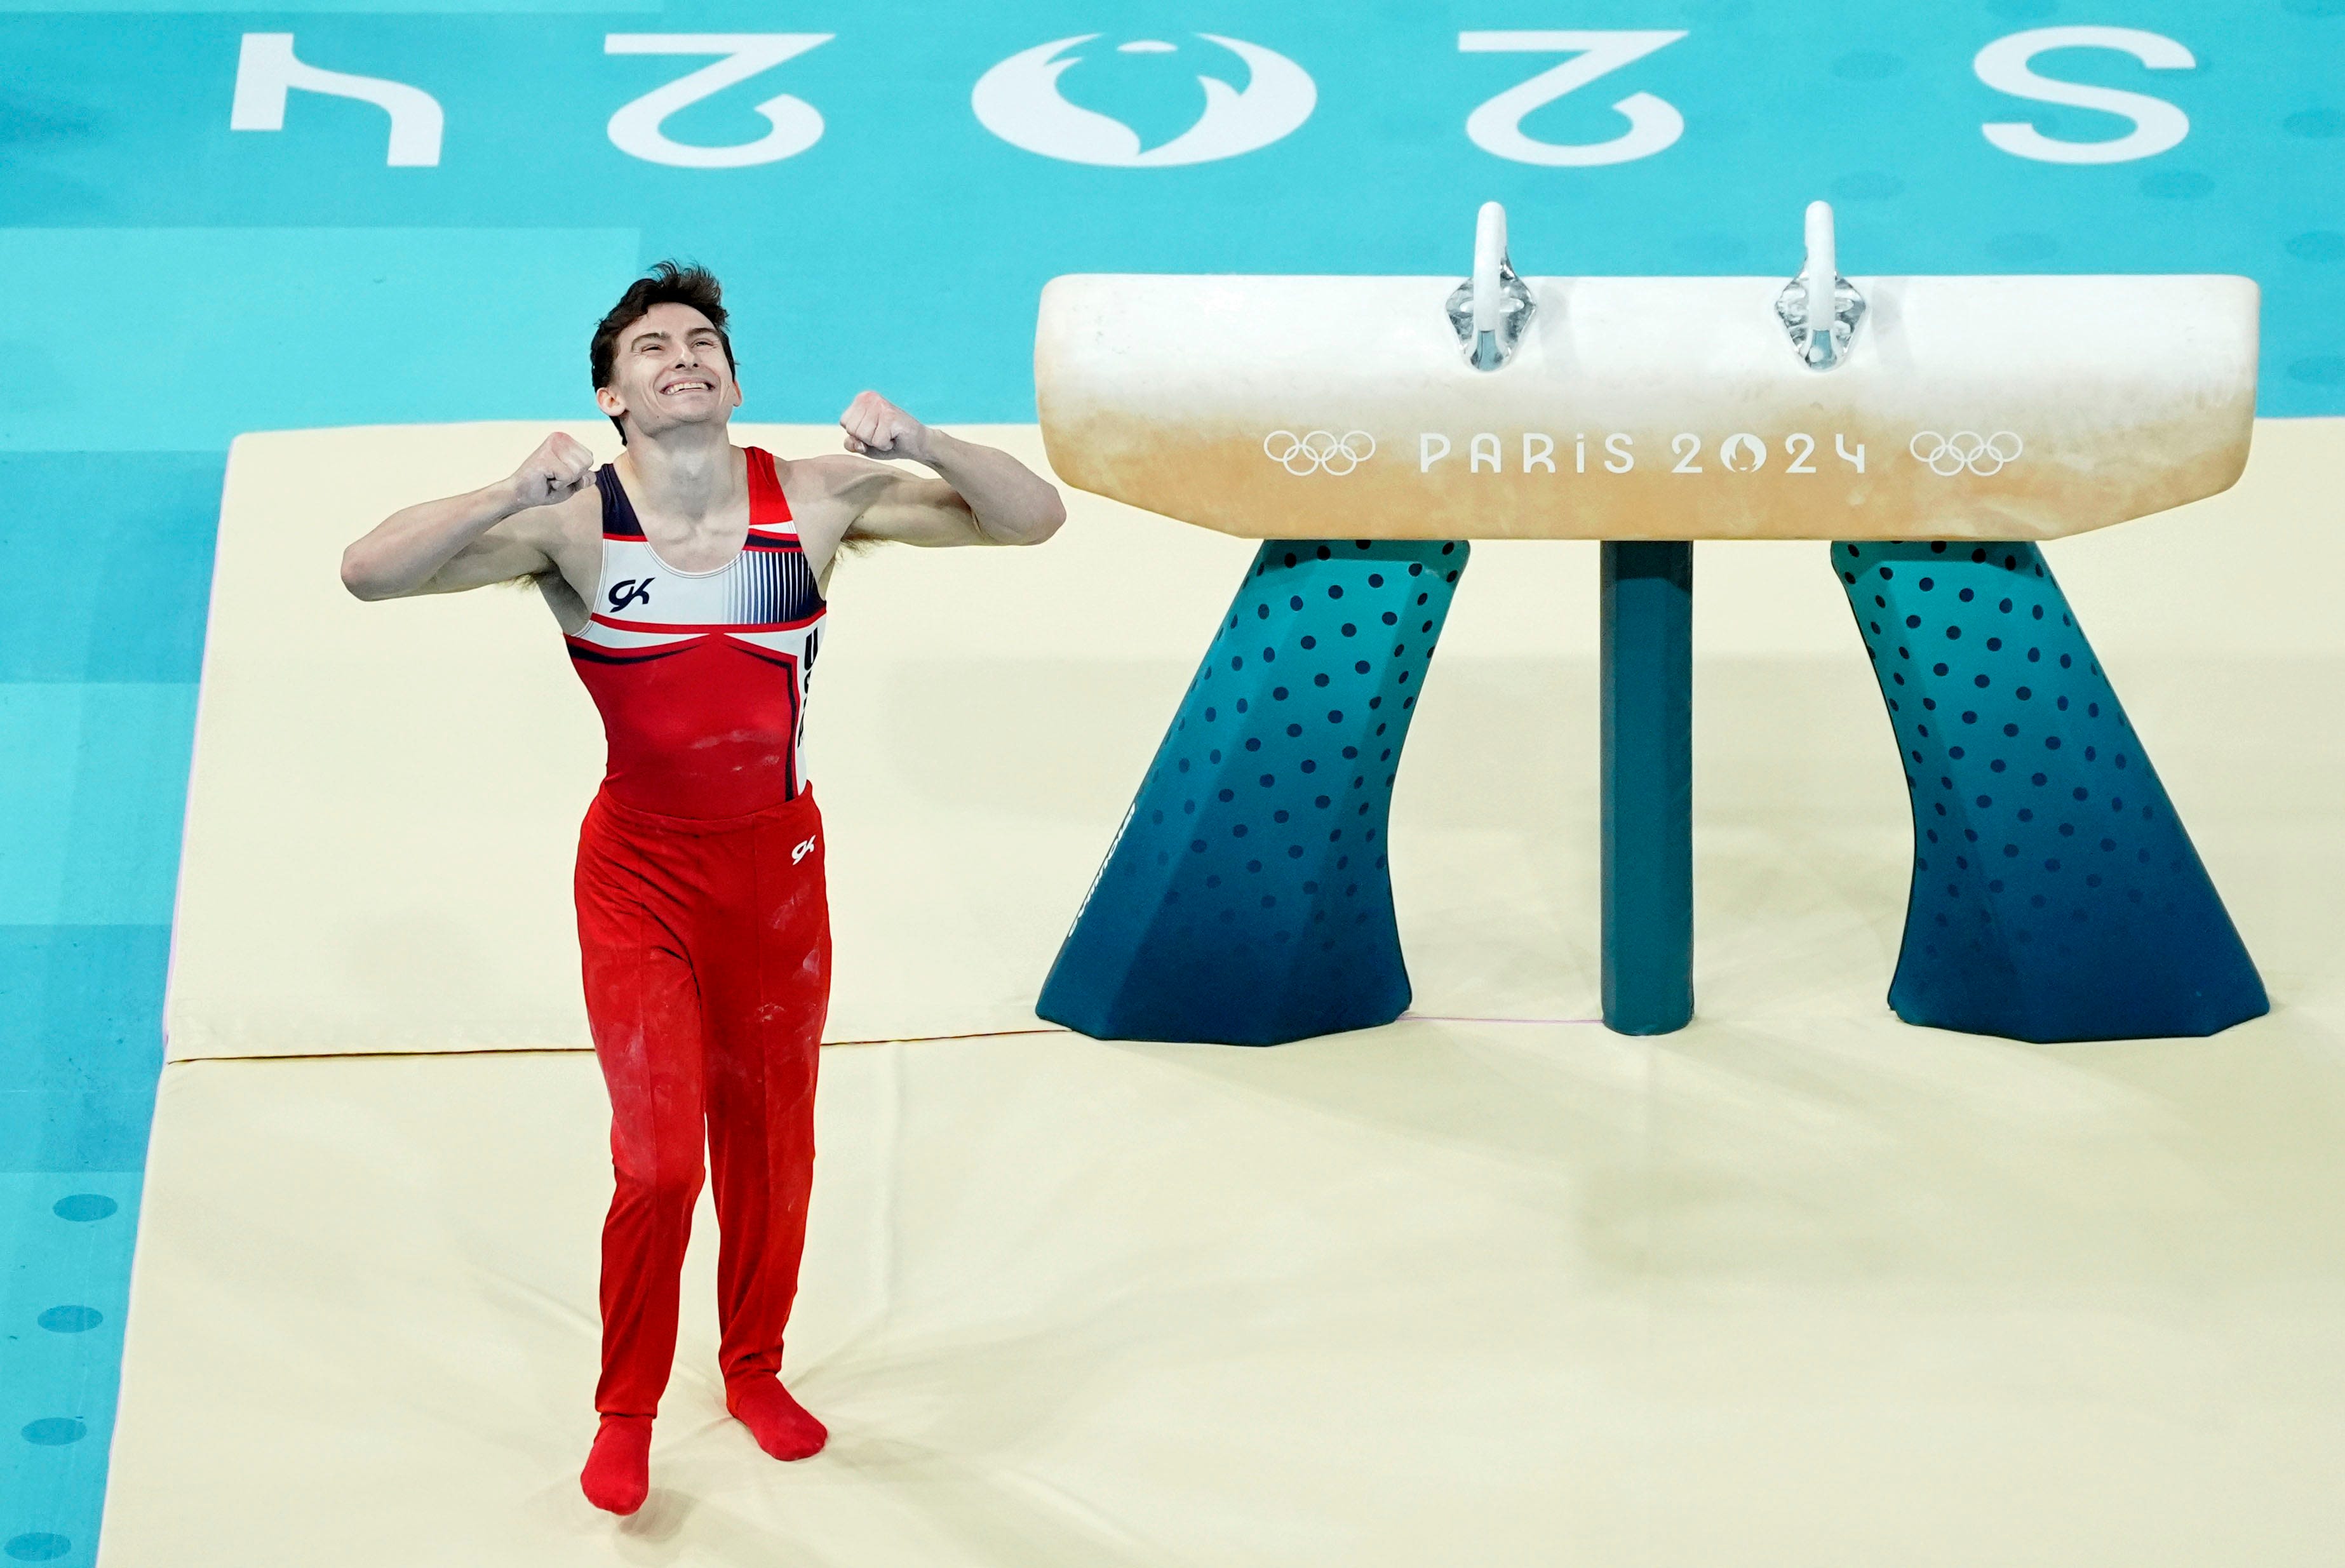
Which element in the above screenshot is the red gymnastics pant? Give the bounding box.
[574,786,831,1418]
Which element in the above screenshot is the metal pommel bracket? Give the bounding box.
[1776,200,1866,370]
[1446,201,1535,371]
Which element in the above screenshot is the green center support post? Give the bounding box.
[1599,541,1696,1035]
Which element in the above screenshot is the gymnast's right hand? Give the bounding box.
[507,432,598,509]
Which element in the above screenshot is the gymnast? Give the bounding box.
[338,261,1066,1515]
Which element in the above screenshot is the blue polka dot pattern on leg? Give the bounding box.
[4,1536,71,1563]
[1834,540,2267,1042]
[20,1419,85,1447]
[36,1306,103,1334]
[50,1195,116,1222]
[1039,540,1467,1045]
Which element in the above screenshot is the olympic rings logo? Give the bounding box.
[1909,430,2023,477]
[1263,429,1376,476]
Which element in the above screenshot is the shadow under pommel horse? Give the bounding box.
[1031,201,2269,1047]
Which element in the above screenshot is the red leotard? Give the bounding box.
[567,446,823,819]
[565,448,832,1426]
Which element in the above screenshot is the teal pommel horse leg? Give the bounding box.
[1038,540,1470,1044]
[1834,539,2267,1041]
[1601,542,1695,1035]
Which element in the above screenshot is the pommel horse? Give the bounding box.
[1033,202,2268,1047]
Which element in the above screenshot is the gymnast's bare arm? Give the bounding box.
[338,433,602,617]
[786,391,1067,573]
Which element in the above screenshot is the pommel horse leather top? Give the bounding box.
[1036,267,2257,541]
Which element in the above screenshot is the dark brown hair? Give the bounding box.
[589,261,736,439]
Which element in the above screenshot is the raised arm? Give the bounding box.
[340,432,597,600]
[833,392,1066,548]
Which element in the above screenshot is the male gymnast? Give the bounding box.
[339,262,1066,1514]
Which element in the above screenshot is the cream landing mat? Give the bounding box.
[106,417,2345,1565]
[103,1021,2345,1568]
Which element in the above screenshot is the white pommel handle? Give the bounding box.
[1802,200,1836,330]
[1472,201,1506,337]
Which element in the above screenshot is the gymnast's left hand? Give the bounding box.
[838,391,931,463]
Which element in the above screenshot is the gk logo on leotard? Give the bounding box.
[608,578,654,612]
[790,834,817,865]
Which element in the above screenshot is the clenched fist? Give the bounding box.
[507,432,598,509]
[838,391,931,462]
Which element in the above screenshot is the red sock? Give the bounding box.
[726,1377,828,1460]
[581,1414,652,1515]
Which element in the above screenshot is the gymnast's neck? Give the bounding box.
[614,420,748,527]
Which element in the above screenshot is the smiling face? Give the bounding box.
[596,302,742,442]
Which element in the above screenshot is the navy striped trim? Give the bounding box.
[725,545,823,624]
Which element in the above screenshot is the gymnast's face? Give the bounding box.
[596,303,742,441]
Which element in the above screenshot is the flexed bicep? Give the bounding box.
[830,395,1063,547]
[413,519,562,593]
[843,469,988,548]
[342,432,598,600]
